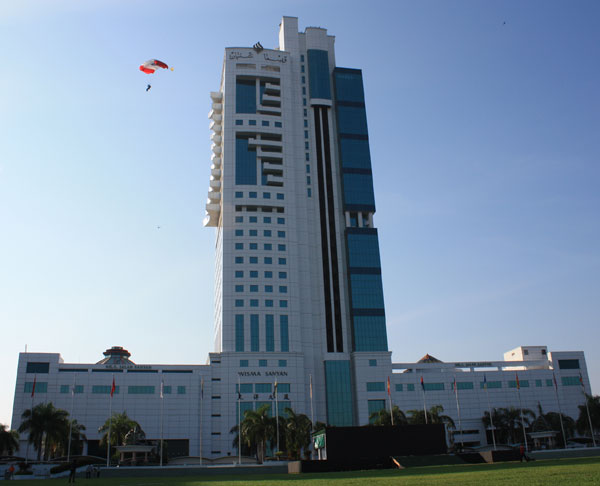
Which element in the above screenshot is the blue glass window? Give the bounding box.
[235,120,243,126]
[274,121,282,127]
[235,257,244,264]
[235,315,244,352]
[259,360,267,368]
[276,217,284,224]
[334,70,365,103]
[235,299,243,307]
[350,274,385,309]
[264,257,272,264]
[235,229,243,236]
[240,359,248,368]
[278,231,285,238]
[250,299,259,307]
[265,300,273,307]
[278,244,286,251]
[264,230,272,237]
[249,257,258,264]
[347,233,382,268]
[250,285,258,292]
[307,50,331,99]
[249,192,257,198]
[235,191,243,198]
[249,229,258,236]
[280,315,289,352]
[353,316,388,352]
[235,243,243,250]
[263,192,271,199]
[264,271,273,278]
[279,360,287,367]
[279,300,288,308]
[369,359,377,367]
[235,271,243,278]
[265,285,273,292]
[276,193,284,200]
[235,137,257,185]
[367,382,385,392]
[264,243,272,250]
[339,138,372,170]
[250,315,259,352]
[249,216,257,223]
[236,79,256,113]
[343,173,375,207]
[250,243,258,250]
[266,314,274,352]
[256,382,271,392]
[279,272,287,278]
[368,400,386,422]
[279,286,287,293]
[264,217,271,223]
[235,285,243,292]
[250,270,258,278]
[278,258,286,265]
[262,120,269,127]
[235,216,243,223]
[324,361,353,426]
[248,119,257,126]
[337,105,368,135]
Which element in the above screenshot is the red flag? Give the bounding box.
[420,376,425,391]
[110,376,116,398]
[387,376,391,396]
[579,373,585,389]
[31,376,37,398]
[453,377,457,393]
[515,373,520,390]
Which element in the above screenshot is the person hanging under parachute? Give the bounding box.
[139,59,173,91]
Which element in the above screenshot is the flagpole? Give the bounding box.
[309,374,314,429]
[107,374,114,467]
[67,376,75,462]
[552,374,567,448]
[421,376,428,424]
[387,377,394,426]
[484,375,497,451]
[200,377,204,466]
[515,373,528,452]
[581,373,597,447]
[26,375,36,463]
[453,377,463,449]
[160,379,164,467]
[238,377,242,465]
[274,380,279,455]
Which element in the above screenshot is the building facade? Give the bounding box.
[10,17,595,459]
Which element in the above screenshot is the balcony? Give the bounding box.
[264,83,280,95]
[262,162,283,175]
[209,121,222,133]
[210,91,223,102]
[248,138,282,150]
[265,174,284,186]
[257,105,281,116]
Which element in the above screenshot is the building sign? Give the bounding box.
[105,364,152,370]
[453,362,493,368]
[238,370,288,377]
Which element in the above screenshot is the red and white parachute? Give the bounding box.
[139,59,172,74]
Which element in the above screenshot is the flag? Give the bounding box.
[553,373,558,390]
[515,373,520,390]
[274,380,278,397]
[160,380,164,399]
[579,373,585,389]
[110,376,116,398]
[483,374,487,390]
[420,376,425,391]
[387,376,391,396]
[201,377,204,400]
[309,374,313,399]
[31,376,37,398]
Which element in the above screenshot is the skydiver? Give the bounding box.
[146,84,152,92]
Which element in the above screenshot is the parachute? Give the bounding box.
[139,59,173,74]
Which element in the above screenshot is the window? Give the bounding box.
[304,109,307,116]
[235,315,244,352]
[265,285,273,292]
[250,243,258,250]
[277,217,285,224]
[235,257,244,264]
[307,188,312,197]
[280,315,289,352]
[259,360,268,368]
[276,193,284,200]
[263,217,271,223]
[235,285,243,292]
[250,271,258,278]
[249,229,258,236]
[279,272,287,279]
[264,230,272,237]
[265,300,273,307]
[263,192,271,199]
[424,383,444,391]
[26,362,49,374]
[264,257,272,264]
[305,142,309,149]
[301,65,305,73]
[278,258,287,265]
[266,314,275,352]
[279,360,287,367]
[558,359,580,370]
[235,120,243,126]
[235,299,244,308]
[367,382,385,392]
[262,120,269,127]
[236,79,256,113]
[240,360,249,368]
[235,229,243,236]
[302,75,306,83]
[249,257,258,264]
[256,383,271,393]
[395,384,403,392]
[249,120,257,126]
[562,376,581,386]
[249,216,257,223]
[307,176,311,184]
[264,271,273,278]
[264,244,272,250]
[235,216,243,223]
[480,381,502,389]
[279,300,288,308]
[250,299,259,307]
[250,315,259,352]
[250,285,258,292]
[163,386,172,394]
[508,380,529,388]
[237,383,253,393]
[278,231,286,238]
[274,122,282,127]
[456,382,473,390]
[279,286,287,293]
[301,54,305,62]
[235,191,243,198]
[535,380,542,387]
[278,244,286,251]
[60,385,69,394]
[92,385,119,394]
[235,243,243,250]
[249,192,257,198]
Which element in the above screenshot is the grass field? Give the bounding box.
[13,457,600,485]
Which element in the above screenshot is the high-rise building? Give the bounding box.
[9,17,595,461]
[204,16,391,428]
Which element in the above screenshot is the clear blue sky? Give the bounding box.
[1,0,599,427]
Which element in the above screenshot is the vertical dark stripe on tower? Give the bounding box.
[321,109,344,353]
[314,107,334,352]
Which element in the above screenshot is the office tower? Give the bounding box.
[204,16,391,427]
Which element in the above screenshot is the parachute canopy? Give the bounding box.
[139,59,170,74]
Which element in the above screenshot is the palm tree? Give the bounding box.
[283,408,312,460]
[530,403,575,446]
[0,424,20,456]
[98,412,143,450]
[482,407,535,445]
[576,394,600,438]
[18,403,70,460]
[408,405,456,430]
[369,406,408,426]
[235,404,276,463]
[56,419,87,457]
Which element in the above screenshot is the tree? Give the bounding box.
[18,403,69,460]
[0,424,20,456]
[98,412,143,450]
[576,394,600,437]
[233,404,276,464]
[283,408,312,460]
[482,407,535,445]
[530,403,575,446]
[369,406,408,426]
[58,419,87,457]
[408,405,456,430]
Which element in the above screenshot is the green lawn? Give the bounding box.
[15,457,600,485]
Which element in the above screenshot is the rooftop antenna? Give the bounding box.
[25,344,28,353]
